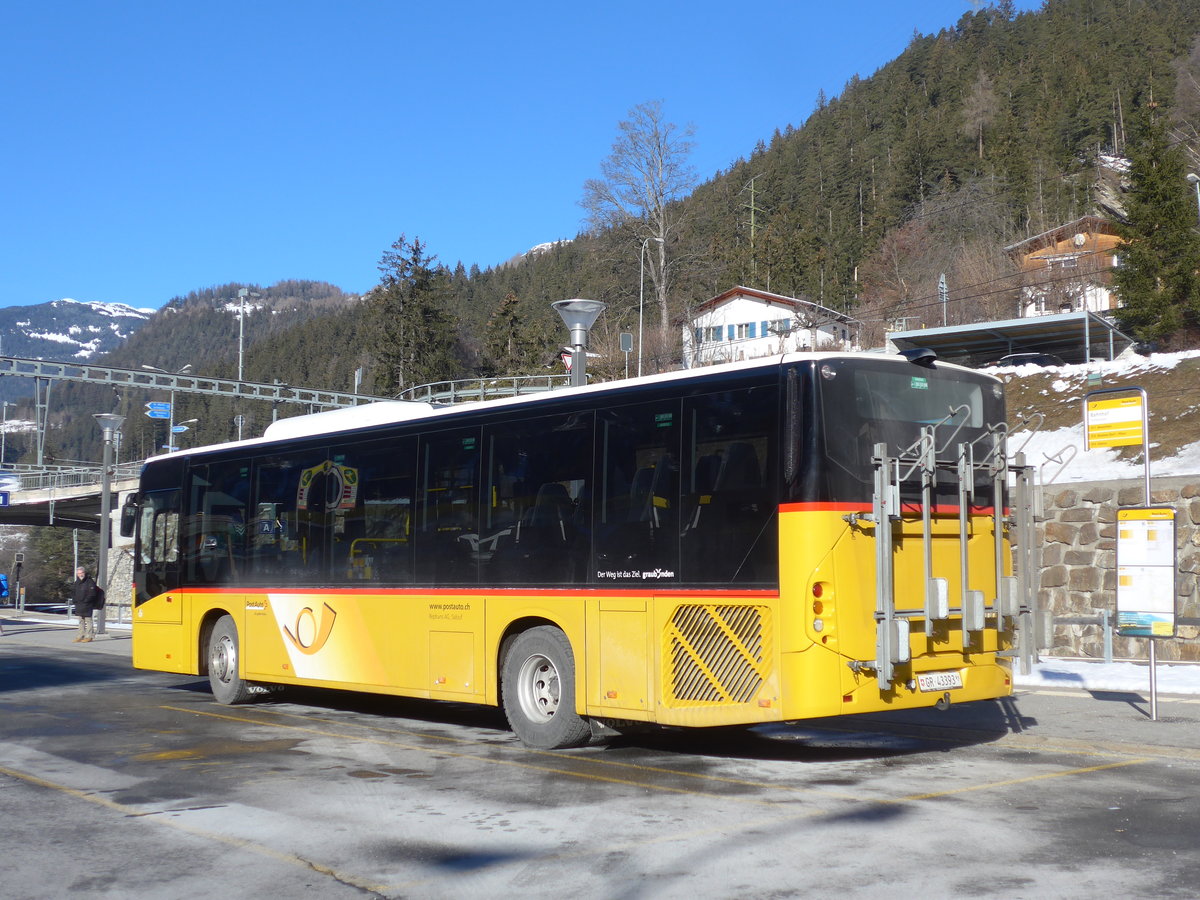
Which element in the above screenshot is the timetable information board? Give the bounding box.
[1116,507,1176,638]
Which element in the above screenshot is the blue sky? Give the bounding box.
[1,1,1040,310]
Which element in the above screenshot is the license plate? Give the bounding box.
[917,670,963,692]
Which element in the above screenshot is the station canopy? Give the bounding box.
[888,311,1135,367]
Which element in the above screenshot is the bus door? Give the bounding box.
[135,488,182,611]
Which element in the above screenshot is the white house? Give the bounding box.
[682,286,860,368]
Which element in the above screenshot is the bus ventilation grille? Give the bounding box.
[666,604,769,705]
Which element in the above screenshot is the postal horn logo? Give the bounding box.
[282,602,337,655]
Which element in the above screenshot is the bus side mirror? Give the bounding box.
[120,496,138,538]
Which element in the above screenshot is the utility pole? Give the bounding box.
[236,288,259,440]
[741,174,764,281]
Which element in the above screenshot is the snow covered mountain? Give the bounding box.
[0,298,153,361]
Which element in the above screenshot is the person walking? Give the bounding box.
[72,566,100,643]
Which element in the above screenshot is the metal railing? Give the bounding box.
[0,355,390,409]
[1,462,142,493]
[397,374,575,404]
[1051,613,1200,664]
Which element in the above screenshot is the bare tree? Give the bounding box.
[581,101,696,370]
[961,70,1000,160]
[1170,35,1200,171]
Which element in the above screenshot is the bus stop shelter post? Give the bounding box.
[93,413,125,635]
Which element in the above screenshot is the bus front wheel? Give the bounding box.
[501,626,591,750]
[207,615,254,705]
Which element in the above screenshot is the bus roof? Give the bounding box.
[145,351,995,464]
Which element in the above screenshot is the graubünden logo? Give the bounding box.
[281,602,337,655]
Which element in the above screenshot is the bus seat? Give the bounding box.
[715,442,761,491]
[628,466,656,523]
[527,482,573,541]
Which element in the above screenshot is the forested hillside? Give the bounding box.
[24,0,1200,464]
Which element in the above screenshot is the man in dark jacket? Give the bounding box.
[72,567,99,643]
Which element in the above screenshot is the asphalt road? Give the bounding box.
[3,613,1200,899]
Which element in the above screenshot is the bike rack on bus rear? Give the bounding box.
[855,413,1040,691]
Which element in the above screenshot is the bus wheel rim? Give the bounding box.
[516,653,559,723]
[212,634,236,684]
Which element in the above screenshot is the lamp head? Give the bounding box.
[552,299,606,332]
[93,413,126,436]
[1188,173,1200,185]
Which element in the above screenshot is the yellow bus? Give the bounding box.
[124,351,1029,749]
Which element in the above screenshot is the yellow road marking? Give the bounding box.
[888,757,1151,803]
[0,764,390,895]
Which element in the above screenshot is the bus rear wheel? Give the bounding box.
[207,615,254,705]
[501,626,591,750]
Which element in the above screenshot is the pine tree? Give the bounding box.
[1114,119,1200,343]
[370,236,464,395]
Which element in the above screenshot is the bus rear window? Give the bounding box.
[817,360,1001,498]
[850,369,983,429]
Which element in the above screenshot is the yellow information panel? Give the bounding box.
[1115,507,1176,638]
[1085,395,1145,449]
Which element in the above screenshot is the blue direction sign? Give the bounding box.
[170,424,190,433]
[145,401,172,420]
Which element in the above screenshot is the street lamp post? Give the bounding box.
[552,299,607,387]
[93,413,125,635]
[236,289,259,440]
[637,236,665,378]
[1187,173,1200,227]
[142,364,192,452]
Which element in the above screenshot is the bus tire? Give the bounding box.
[207,615,254,705]
[501,626,591,750]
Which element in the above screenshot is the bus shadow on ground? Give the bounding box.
[604,694,1034,762]
[172,680,1029,763]
[172,680,514,735]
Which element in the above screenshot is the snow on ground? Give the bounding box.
[1016,658,1200,694]
[1010,425,1200,483]
[989,348,1200,483]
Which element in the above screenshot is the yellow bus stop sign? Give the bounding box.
[1084,394,1145,449]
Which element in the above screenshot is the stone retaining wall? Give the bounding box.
[1036,475,1200,660]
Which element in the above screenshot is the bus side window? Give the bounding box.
[483,411,593,585]
[249,450,327,584]
[332,436,417,585]
[681,386,779,585]
[184,461,250,586]
[593,400,680,584]
[416,429,480,585]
